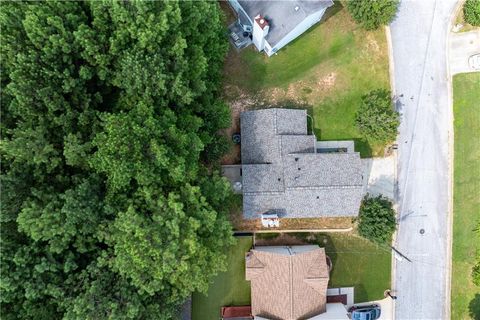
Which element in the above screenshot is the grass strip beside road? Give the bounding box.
[451,73,480,320]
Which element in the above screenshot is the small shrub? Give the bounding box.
[464,0,480,26]
[473,223,480,286]
[346,0,399,30]
[473,260,480,286]
[355,89,399,143]
[357,195,396,244]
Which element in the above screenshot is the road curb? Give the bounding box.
[385,23,397,320]
[385,26,396,97]
[444,1,464,319]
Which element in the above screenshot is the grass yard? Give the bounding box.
[256,232,392,302]
[191,236,253,320]
[451,73,480,320]
[223,2,390,157]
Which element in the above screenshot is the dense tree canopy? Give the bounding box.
[346,0,399,30]
[1,1,234,319]
[464,0,480,26]
[355,89,399,144]
[357,195,397,244]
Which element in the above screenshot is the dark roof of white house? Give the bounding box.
[238,0,334,47]
[240,109,363,219]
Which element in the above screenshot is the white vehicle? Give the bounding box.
[468,53,480,70]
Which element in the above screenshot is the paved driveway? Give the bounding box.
[362,155,396,200]
[449,30,480,74]
[389,0,457,319]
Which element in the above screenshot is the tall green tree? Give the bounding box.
[346,0,399,30]
[355,89,399,144]
[357,195,397,244]
[1,1,233,318]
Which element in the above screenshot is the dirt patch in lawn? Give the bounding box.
[220,91,259,165]
[319,72,337,88]
[253,67,341,107]
[278,217,354,230]
[219,0,237,25]
[255,233,308,246]
[365,33,380,53]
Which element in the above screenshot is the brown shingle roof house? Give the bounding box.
[246,245,330,320]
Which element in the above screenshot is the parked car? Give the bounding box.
[469,54,480,70]
[348,304,381,320]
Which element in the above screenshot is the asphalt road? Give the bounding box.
[389,0,458,319]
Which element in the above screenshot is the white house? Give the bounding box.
[227,0,334,56]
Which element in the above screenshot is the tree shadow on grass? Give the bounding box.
[353,283,370,303]
[321,1,344,25]
[269,1,344,55]
[353,137,373,158]
[470,294,480,320]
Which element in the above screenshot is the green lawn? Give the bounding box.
[191,236,252,320]
[223,2,390,157]
[321,233,391,302]
[256,232,392,302]
[451,73,480,320]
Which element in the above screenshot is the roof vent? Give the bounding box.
[295,6,300,11]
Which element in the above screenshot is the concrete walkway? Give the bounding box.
[449,30,480,74]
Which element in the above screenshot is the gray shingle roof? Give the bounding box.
[237,0,334,48]
[240,108,363,219]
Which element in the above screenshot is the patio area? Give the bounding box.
[228,22,252,50]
